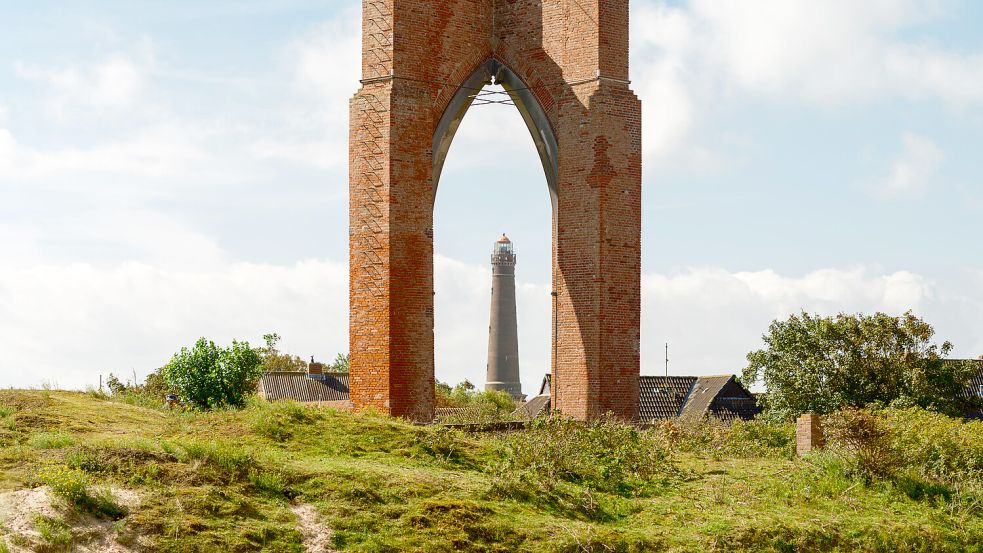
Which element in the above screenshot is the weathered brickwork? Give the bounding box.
[796,413,825,456]
[349,0,642,421]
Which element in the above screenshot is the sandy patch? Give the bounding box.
[291,503,337,552]
[0,486,144,552]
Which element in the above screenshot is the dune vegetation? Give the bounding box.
[0,389,981,552]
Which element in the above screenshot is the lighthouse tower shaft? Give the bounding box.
[486,236,522,400]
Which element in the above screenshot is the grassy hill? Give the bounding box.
[0,390,981,552]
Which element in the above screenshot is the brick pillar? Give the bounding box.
[348,0,641,422]
[551,80,641,421]
[796,413,824,456]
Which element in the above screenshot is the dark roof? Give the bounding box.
[513,395,551,420]
[434,406,489,421]
[679,375,731,420]
[705,377,761,422]
[257,372,350,402]
[640,376,695,420]
[539,373,759,422]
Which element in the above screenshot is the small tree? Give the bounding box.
[163,337,263,409]
[259,333,308,372]
[328,353,349,373]
[743,311,976,419]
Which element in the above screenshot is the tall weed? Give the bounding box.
[495,417,674,494]
[824,407,900,481]
[883,407,983,482]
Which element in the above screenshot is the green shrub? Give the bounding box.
[180,440,254,480]
[37,465,128,519]
[250,399,315,442]
[652,418,728,455]
[883,407,983,482]
[162,337,262,409]
[824,408,901,481]
[39,465,89,506]
[65,447,105,473]
[724,418,795,457]
[414,426,462,462]
[34,515,72,547]
[248,470,288,496]
[435,380,517,423]
[497,416,673,494]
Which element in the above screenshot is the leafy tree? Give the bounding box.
[105,373,127,396]
[435,379,515,413]
[328,353,349,373]
[743,311,977,419]
[163,337,263,409]
[259,332,308,372]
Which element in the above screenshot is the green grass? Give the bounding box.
[34,515,72,547]
[0,390,980,551]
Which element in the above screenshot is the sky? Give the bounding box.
[1,0,981,395]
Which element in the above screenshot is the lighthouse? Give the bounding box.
[486,234,523,400]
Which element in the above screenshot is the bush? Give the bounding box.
[882,407,983,482]
[180,440,255,481]
[259,332,308,372]
[724,418,795,458]
[414,426,462,462]
[162,337,262,409]
[34,515,72,547]
[497,416,673,494]
[37,465,127,519]
[743,311,976,418]
[824,408,901,481]
[250,399,315,442]
[435,380,517,423]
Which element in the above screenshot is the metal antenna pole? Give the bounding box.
[665,342,668,377]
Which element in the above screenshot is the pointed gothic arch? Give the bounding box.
[432,58,558,211]
[348,0,641,422]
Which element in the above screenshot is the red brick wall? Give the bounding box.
[350,0,641,422]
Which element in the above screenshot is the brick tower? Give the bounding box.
[486,234,522,400]
[349,0,641,422]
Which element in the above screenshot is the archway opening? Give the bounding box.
[432,61,556,403]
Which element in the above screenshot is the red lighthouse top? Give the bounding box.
[492,234,515,258]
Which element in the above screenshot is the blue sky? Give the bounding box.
[1,1,981,395]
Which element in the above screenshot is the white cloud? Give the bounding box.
[641,265,981,378]
[872,131,944,196]
[15,55,148,118]
[629,0,983,166]
[0,123,210,181]
[2,258,979,392]
[250,9,361,171]
[0,259,349,390]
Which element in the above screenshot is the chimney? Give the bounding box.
[308,356,325,380]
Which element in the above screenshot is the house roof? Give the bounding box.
[639,376,695,420]
[513,394,551,420]
[257,371,350,403]
[537,373,760,422]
